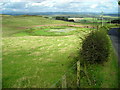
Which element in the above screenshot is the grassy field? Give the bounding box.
[2,15,119,88]
[81,17,109,22]
[2,15,91,88]
[2,36,77,88]
[2,15,85,37]
[2,30,90,88]
[12,26,93,37]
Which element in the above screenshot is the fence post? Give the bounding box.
[62,74,67,88]
[77,61,80,88]
[97,25,99,30]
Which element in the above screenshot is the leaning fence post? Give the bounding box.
[62,74,67,88]
[77,60,80,87]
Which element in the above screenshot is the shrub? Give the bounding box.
[80,30,110,64]
[99,26,109,33]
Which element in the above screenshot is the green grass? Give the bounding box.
[12,26,93,36]
[80,37,118,88]
[2,15,91,88]
[2,15,118,88]
[119,67,120,88]
[2,15,83,37]
[2,34,88,88]
[12,32,31,36]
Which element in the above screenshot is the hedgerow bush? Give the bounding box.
[81,30,110,64]
[99,26,109,33]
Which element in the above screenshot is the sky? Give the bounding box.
[0,0,119,14]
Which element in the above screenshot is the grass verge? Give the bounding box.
[80,37,118,88]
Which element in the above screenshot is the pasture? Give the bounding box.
[2,15,86,37]
[2,15,118,88]
[2,15,91,88]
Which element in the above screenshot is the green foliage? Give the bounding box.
[55,16,69,21]
[81,30,110,64]
[98,26,109,33]
[80,41,118,88]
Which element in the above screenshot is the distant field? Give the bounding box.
[68,18,84,22]
[2,15,84,37]
[103,15,118,19]
[75,17,109,23]
[68,15,118,23]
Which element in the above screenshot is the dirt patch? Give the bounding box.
[16,27,28,29]
[17,24,95,30]
[32,24,94,28]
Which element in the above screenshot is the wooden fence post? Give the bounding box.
[77,61,80,88]
[62,74,67,88]
[97,25,99,30]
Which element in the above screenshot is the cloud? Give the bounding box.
[3,2,28,9]
[0,0,118,14]
[90,4,98,9]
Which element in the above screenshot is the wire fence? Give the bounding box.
[50,62,79,88]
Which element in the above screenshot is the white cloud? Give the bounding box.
[1,0,21,2]
[90,4,98,8]
[11,0,21,2]
[0,0,118,13]
[31,2,55,7]
[1,0,118,2]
